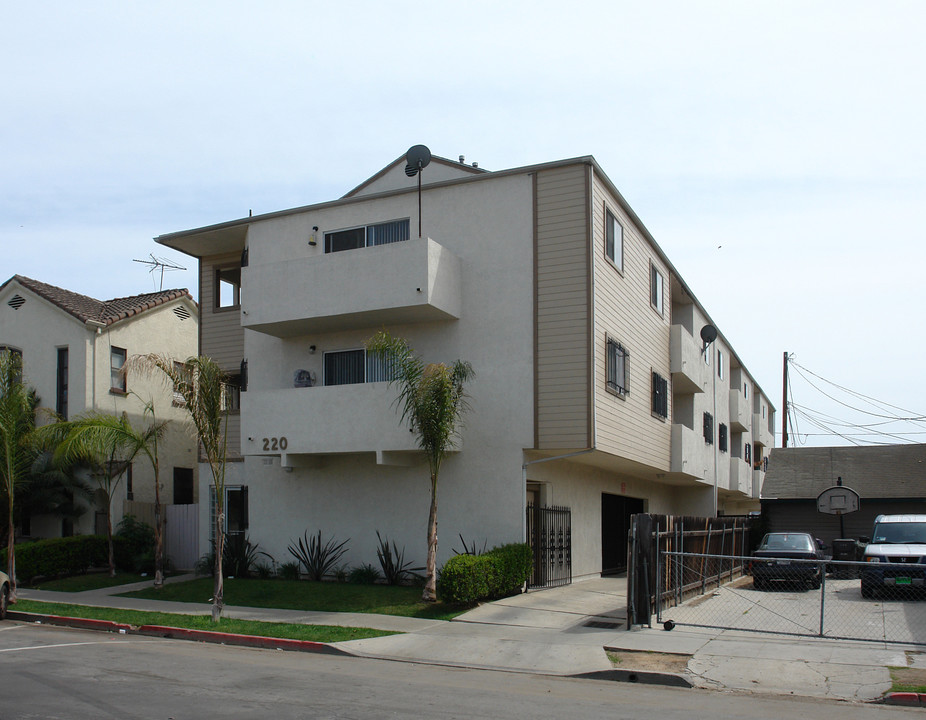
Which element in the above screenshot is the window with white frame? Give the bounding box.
[324,219,410,254]
[110,346,127,393]
[650,263,664,315]
[717,349,724,380]
[606,336,629,397]
[0,346,23,384]
[605,208,623,272]
[324,349,394,386]
[172,361,189,406]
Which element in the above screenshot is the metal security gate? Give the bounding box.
[527,503,571,589]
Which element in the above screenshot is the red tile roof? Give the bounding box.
[4,275,193,326]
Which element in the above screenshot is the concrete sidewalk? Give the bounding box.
[12,575,917,703]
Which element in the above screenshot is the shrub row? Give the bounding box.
[439,542,532,604]
[12,535,114,584]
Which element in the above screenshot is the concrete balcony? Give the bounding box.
[753,414,774,447]
[240,383,433,458]
[729,391,750,432]
[729,457,750,495]
[670,324,707,395]
[670,423,711,481]
[241,237,461,337]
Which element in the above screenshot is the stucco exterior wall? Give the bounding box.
[232,171,536,568]
[0,280,198,537]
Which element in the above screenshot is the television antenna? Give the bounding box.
[133,254,187,291]
[405,144,431,238]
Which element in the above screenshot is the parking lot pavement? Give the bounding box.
[660,576,926,645]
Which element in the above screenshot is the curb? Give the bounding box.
[137,624,350,655]
[8,611,132,635]
[570,668,692,688]
[7,611,350,655]
[881,693,926,707]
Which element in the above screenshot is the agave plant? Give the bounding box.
[287,530,349,581]
[452,534,488,556]
[376,530,424,585]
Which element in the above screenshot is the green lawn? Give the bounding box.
[120,577,467,621]
[12,599,396,643]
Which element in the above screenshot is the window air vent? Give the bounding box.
[7,295,25,309]
[173,306,191,321]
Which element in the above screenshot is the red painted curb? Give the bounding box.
[137,625,349,655]
[883,693,924,706]
[8,611,132,635]
[6,612,347,656]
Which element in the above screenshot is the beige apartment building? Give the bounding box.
[0,276,199,539]
[157,152,775,582]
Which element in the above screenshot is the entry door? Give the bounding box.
[601,493,644,575]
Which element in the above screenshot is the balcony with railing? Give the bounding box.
[240,382,430,458]
[241,237,461,337]
[670,324,707,395]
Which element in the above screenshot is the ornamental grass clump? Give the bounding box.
[287,530,349,581]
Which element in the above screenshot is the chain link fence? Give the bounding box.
[656,551,926,645]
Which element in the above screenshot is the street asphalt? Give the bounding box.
[9,574,924,705]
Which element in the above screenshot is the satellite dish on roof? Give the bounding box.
[405,145,431,238]
[700,325,718,345]
[405,145,431,177]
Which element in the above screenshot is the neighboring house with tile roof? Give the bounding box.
[761,445,926,547]
[0,275,199,546]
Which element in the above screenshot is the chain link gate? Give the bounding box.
[657,552,926,646]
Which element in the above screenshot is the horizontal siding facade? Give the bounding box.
[592,173,672,471]
[535,164,590,449]
[200,251,245,371]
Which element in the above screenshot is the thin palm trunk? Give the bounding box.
[153,481,163,588]
[213,509,225,622]
[6,489,15,600]
[106,504,115,577]
[423,475,439,602]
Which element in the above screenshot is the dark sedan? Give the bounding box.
[751,532,825,590]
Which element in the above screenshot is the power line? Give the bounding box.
[785,356,926,445]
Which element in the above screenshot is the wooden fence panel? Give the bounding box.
[166,504,200,571]
[123,501,200,571]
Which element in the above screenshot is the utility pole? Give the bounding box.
[782,351,789,448]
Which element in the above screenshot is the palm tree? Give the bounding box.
[0,350,36,600]
[38,411,166,580]
[366,331,474,602]
[129,355,229,620]
[24,450,95,535]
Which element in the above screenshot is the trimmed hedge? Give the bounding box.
[11,535,114,584]
[439,542,532,605]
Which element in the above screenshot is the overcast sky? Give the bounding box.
[3,1,924,448]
